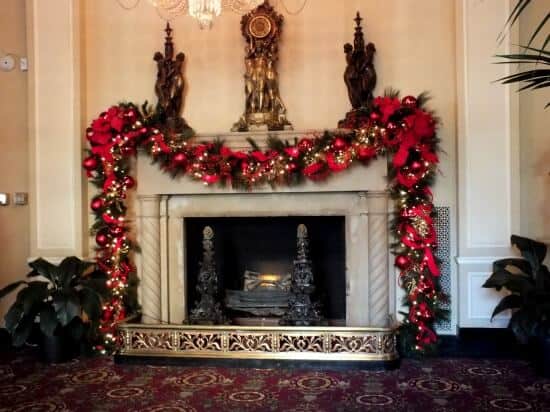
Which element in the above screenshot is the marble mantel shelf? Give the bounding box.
[131,129,353,151]
[135,129,389,196]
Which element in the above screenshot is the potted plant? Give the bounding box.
[483,235,550,376]
[0,256,108,362]
[495,0,549,107]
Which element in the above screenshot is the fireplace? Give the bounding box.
[136,188,393,328]
[185,216,346,323]
[120,143,398,364]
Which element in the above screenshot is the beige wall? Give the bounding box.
[519,2,550,243]
[84,0,457,213]
[0,0,29,322]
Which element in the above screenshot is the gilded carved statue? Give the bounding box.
[232,1,292,132]
[154,23,190,133]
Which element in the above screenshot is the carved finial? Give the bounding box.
[165,22,173,39]
[297,224,307,239]
[353,12,365,50]
[203,226,214,240]
[164,23,174,60]
[296,224,310,261]
[189,226,225,324]
[280,224,322,326]
[354,11,362,27]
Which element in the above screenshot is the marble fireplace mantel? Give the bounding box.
[134,131,394,329]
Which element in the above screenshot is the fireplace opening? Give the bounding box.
[184,216,346,323]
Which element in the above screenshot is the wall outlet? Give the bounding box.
[20,57,28,71]
[14,192,28,205]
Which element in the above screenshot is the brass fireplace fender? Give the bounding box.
[118,324,398,362]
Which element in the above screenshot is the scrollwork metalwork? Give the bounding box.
[179,332,223,351]
[131,331,174,351]
[330,335,377,354]
[279,335,324,352]
[119,325,398,362]
[228,333,273,352]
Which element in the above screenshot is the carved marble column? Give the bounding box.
[346,192,370,326]
[367,192,389,327]
[138,195,163,324]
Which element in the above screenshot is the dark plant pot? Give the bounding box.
[41,333,76,364]
[530,336,550,378]
[538,336,550,378]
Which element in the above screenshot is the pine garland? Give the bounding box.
[83,92,447,355]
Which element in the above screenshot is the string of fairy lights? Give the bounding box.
[84,93,447,355]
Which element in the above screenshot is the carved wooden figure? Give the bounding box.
[154,23,190,133]
[343,12,377,110]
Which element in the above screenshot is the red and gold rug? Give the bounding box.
[0,351,549,411]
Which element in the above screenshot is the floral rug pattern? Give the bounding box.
[0,352,549,411]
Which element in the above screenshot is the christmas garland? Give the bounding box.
[83,92,448,356]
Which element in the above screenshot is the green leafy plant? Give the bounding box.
[495,0,549,107]
[483,235,550,343]
[0,257,108,347]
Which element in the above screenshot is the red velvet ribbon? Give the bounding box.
[92,143,115,164]
[392,132,418,168]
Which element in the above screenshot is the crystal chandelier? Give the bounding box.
[116,0,306,29]
[188,0,222,30]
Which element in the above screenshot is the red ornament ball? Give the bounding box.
[395,255,411,270]
[402,95,418,109]
[95,230,110,247]
[357,145,375,161]
[333,137,347,151]
[386,121,398,132]
[370,112,380,121]
[110,226,124,237]
[172,152,187,167]
[90,197,104,212]
[202,174,220,185]
[410,160,423,173]
[120,145,136,157]
[123,176,135,189]
[298,138,313,152]
[83,156,98,170]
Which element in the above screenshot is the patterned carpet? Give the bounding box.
[0,350,549,411]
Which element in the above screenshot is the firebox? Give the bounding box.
[184,216,346,324]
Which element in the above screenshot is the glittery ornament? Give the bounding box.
[395,255,411,270]
[90,197,104,212]
[123,176,135,189]
[83,156,98,170]
[95,229,110,247]
[172,152,187,167]
[402,95,418,109]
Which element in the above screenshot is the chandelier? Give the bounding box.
[188,0,222,29]
[117,0,306,29]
